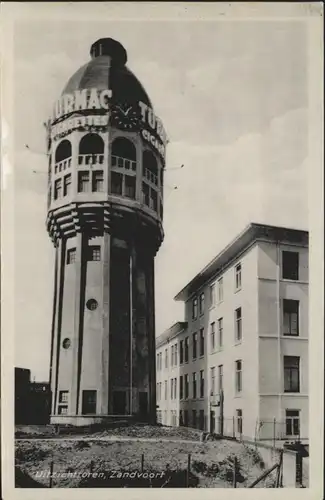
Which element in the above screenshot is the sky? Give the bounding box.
[11,9,309,381]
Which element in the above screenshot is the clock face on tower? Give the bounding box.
[110,103,141,131]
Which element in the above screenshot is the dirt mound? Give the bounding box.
[94,425,202,441]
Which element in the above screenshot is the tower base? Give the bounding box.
[50,413,155,427]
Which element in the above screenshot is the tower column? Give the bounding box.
[147,255,157,423]
[70,232,83,415]
[99,231,111,414]
[51,238,66,415]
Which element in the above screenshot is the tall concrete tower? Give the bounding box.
[46,38,167,425]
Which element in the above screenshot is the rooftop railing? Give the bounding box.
[54,157,72,174]
[78,153,104,166]
[111,154,136,172]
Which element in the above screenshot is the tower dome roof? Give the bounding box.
[61,38,152,107]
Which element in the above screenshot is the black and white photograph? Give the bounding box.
[1,2,323,496]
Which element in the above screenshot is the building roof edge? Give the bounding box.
[174,223,309,302]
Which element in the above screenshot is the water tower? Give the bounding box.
[46,38,166,425]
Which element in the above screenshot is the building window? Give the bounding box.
[192,372,197,399]
[192,332,197,359]
[62,338,71,349]
[209,284,216,307]
[283,300,299,336]
[88,246,101,261]
[86,299,98,311]
[174,378,177,399]
[63,174,72,196]
[200,370,204,398]
[199,328,204,357]
[58,405,68,415]
[54,178,62,199]
[165,349,168,368]
[199,410,205,431]
[218,317,223,348]
[282,251,299,280]
[170,379,173,399]
[142,182,150,205]
[179,410,184,426]
[236,409,243,434]
[184,409,189,427]
[55,139,72,164]
[92,170,104,192]
[66,248,76,264]
[199,293,205,315]
[284,356,300,393]
[210,410,216,433]
[192,410,197,428]
[218,277,224,302]
[111,172,123,195]
[125,175,136,199]
[192,297,198,320]
[184,337,189,362]
[235,263,242,290]
[285,410,300,436]
[180,340,184,364]
[171,345,174,366]
[174,343,178,365]
[150,189,158,211]
[78,171,90,192]
[81,390,97,414]
[235,307,242,342]
[218,365,223,393]
[210,367,215,395]
[164,380,167,400]
[59,390,68,403]
[235,360,242,393]
[210,322,215,352]
[180,375,183,400]
[184,374,189,399]
[156,353,159,370]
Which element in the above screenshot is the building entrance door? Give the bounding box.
[139,391,148,418]
[113,391,127,415]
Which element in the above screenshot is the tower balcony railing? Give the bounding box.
[111,154,136,172]
[54,157,72,174]
[78,153,104,166]
[143,167,158,186]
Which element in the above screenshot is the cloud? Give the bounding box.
[155,107,308,334]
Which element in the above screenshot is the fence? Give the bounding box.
[159,413,304,445]
[24,452,241,488]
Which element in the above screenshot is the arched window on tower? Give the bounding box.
[142,150,158,186]
[142,150,159,212]
[111,138,136,199]
[54,139,72,173]
[77,134,105,194]
[78,133,104,166]
[111,138,136,171]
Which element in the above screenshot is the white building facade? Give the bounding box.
[156,223,309,443]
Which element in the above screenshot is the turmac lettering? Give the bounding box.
[139,100,167,144]
[52,88,113,122]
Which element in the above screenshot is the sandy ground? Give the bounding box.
[15,427,276,488]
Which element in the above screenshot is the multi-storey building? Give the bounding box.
[156,223,308,443]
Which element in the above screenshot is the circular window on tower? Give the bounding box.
[62,338,71,349]
[86,299,98,311]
